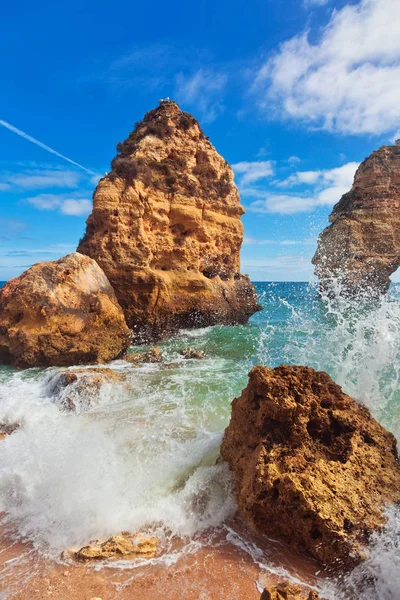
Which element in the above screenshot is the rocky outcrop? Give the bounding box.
[0,253,130,368]
[47,367,128,411]
[77,100,261,341]
[66,533,158,561]
[123,346,163,364]
[180,348,207,359]
[312,141,400,296]
[221,365,400,567]
[260,582,322,600]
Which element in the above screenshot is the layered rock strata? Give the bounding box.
[0,253,130,368]
[221,365,400,567]
[78,100,260,341]
[313,141,400,296]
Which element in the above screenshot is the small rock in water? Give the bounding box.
[180,348,208,359]
[124,346,163,364]
[0,422,19,439]
[48,368,128,412]
[70,532,158,561]
[261,582,323,600]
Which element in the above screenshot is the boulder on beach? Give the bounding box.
[0,253,131,368]
[77,100,261,341]
[260,582,323,600]
[47,367,128,411]
[221,365,400,567]
[66,533,158,561]
[312,140,400,296]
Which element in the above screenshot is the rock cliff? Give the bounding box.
[77,100,260,341]
[221,365,400,567]
[312,141,400,296]
[0,253,130,368]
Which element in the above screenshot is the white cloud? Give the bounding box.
[61,199,92,216]
[303,0,329,6]
[245,162,358,214]
[232,160,274,184]
[0,168,81,190]
[175,69,227,123]
[288,155,301,166]
[253,0,400,136]
[26,194,92,216]
[390,131,400,144]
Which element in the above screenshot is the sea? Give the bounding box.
[0,281,399,599]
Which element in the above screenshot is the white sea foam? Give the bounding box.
[0,363,236,557]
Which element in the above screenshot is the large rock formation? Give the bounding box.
[77,100,260,341]
[312,141,400,296]
[0,253,130,368]
[221,365,400,568]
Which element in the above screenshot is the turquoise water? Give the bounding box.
[0,282,399,598]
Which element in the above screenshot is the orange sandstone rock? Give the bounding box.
[261,582,323,600]
[72,533,158,561]
[221,365,400,567]
[77,100,261,341]
[0,253,130,368]
[313,141,400,296]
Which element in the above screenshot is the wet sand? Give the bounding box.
[0,518,324,600]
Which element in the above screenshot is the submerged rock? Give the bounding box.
[70,533,158,561]
[77,100,261,341]
[260,582,323,600]
[312,141,400,296]
[221,365,400,567]
[123,346,163,364]
[47,367,128,411]
[0,422,19,439]
[0,253,130,368]
[180,348,208,359]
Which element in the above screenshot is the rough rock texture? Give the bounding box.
[0,423,19,440]
[221,365,400,567]
[180,348,208,359]
[70,533,158,561]
[0,253,130,368]
[77,100,261,341]
[47,367,128,411]
[312,141,400,296]
[123,346,163,364]
[260,582,322,600]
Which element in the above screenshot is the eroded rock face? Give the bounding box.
[0,253,130,368]
[67,533,158,561]
[260,582,322,600]
[77,100,261,341]
[312,141,400,296]
[221,365,400,567]
[47,367,128,411]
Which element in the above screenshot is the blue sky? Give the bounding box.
[1,0,399,281]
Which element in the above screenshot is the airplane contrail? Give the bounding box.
[0,119,97,175]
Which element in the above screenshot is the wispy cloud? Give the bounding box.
[232,161,274,185]
[0,167,81,190]
[175,69,228,123]
[252,0,400,136]
[26,193,92,216]
[0,120,97,175]
[239,161,358,214]
[303,0,329,7]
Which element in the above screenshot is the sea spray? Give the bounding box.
[0,283,399,599]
